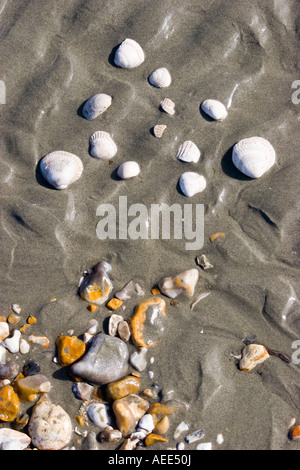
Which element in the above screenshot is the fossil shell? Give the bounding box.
[82,93,112,120]
[176,140,201,163]
[179,172,206,197]
[114,38,145,69]
[201,99,228,121]
[148,67,171,88]
[40,151,83,190]
[117,161,140,179]
[89,131,117,160]
[232,136,276,178]
[153,124,167,138]
[160,98,175,115]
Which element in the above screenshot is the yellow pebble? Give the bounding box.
[27,315,37,324]
[145,433,168,446]
[0,385,20,422]
[19,324,31,334]
[7,314,21,325]
[55,335,86,367]
[151,288,161,295]
[75,415,85,426]
[107,298,123,311]
[87,304,98,313]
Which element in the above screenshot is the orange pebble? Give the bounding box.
[87,304,98,313]
[148,402,180,416]
[56,335,86,367]
[75,415,85,426]
[151,288,161,295]
[27,315,37,324]
[7,314,20,325]
[19,324,31,334]
[290,425,300,440]
[0,316,7,322]
[106,298,123,311]
[0,385,20,422]
[209,232,225,242]
[145,433,168,446]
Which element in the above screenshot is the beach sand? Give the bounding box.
[0,0,300,450]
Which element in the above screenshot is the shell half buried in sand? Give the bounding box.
[117,161,140,179]
[201,99,228,121]
[89,131,118,160]
[40,151,83,190]
[148,67,172,88]
[82,93,112,120]
[232,136,276,178]
[179,172,206,197]
[176,140,201,163]
[114,38,145,69]
[158,268,199,299]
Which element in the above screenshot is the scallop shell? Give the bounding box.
[160,98,175,115]
[117,161,140,179]
[179,172,206,197]
[153,124,167,138]
[82,93,112,120]
[201,99,228,121]
[148,67,171,88]
[114,38,145,69]
[89,131,117,160]
[176,140,201,163]
[232,136,276,178]
[40,151,83,190]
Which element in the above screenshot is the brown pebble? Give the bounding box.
[106,375,141,401]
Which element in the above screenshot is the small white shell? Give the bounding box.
[82,93,112,120]
[153,124,167,138]
[117,161,140,179]
[160,98,175,115]
[89,131,117,160]
[179,172,206,197]
[40,151,83,190]
[148,67,171,88]
[114,38,145,69]
[232,136,276,178]
[176,140,201,163]
[201,99,228,121]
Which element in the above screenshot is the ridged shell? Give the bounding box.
[201,99,228,121]
[232,136,276,178]
[160,98,175,115]
[89,131,117,160]
[176,140,201,163]
[117,161,140,179]
[82,93,112,120]
[179,172,206,197]
[40,151,83,190]
[148,68,171,88]
[114,38,145,69]
[153,124,167,138]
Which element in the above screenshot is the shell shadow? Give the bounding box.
[35,157,56,190]
[77,99,87,119]
[221,145,252,181]
[108,43,121,68]
[199,105,215,122]
[110,167,122,181]
[176,178,186,196]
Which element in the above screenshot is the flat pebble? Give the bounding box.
[130,347,148,372]
[0,322,9,342]
[0,428,31,450]
[3,329,21,353]
[196,442,212,450]
[0,361,19,381]
[112,393,150,437]
[87,402,112,430]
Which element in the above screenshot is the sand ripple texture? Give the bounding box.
[0,0,300,450]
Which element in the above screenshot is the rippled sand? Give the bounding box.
[0,0,300,450]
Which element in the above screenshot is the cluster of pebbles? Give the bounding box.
[0,38,294,451]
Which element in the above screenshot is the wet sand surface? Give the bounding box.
[0,0,300,450]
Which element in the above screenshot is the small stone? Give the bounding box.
[19,339,30,355]
[108,314,124,336]
[145,433,168,446]
[28,335,49,349]
[0,361,19,381]
[0,345,7,364]
[72,382,94,401]
[185,429,205,443]
[196,254,213,270]
[0,385,20,422]
[79,261,113,306]
[99,428,122,443]
[107,298,123,311]
[56,335,86,367]
[129,297,166,348]
[87,402,112,430]
[87,304,98,313]
[70,333,129,385]
[0,428,31,450]
[177,442,185,450]
[148,402,180,417]
[119,437,140,450]
[158,269,199,299]
[196,442,212,450]
[14,374,51,402]
[0,322,9,342]
[28,394,72,450]
[22,361,40,376]
[137,414,155,433]
[27,315,37,324]
[106,375,141,401]
[3,329,21,353]
[7,314,21,325]
[112,394,150,437]
[290,425,300,440]
[117,320,131,342]
[12,304,21,314]
[239,344,270,371]
[130,347,147,372]
[153,415,170,435]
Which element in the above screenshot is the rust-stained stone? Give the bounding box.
[112,394,149,437]
[290,425,300,440]
[145,433,168,446]
[56,335,86,367]
[0,385,20,422]
[106,375,141,401]
[14,374,51,402]
[129,297,166,348]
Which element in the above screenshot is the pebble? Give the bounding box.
[112,393,150,437]
[158,268,199,299]
[19,339,30,355]
[196,442,212,450]
[185,429,205,443]
[108,313,124,336]
[117,161,140,179]
[23,361,40,376]
[117,320,131,342]
[0,360,19,380]
[99,429,123,443]
[177,442,185,450]
[239,344,270,371]
[28,394,72,450]
[179,171,206,197]
[290,425,300,440]
[137,413,155,433]
[3,329,21,353]
[145,433,168,446]
[28,334,50,349]
[200,99,228,121]
[153,415,170,435]
[0,345,7,364]
[14,374,51,402]
[79,261,113,306]
[107,298,123,311]
[70,333,129,385]
[86,402,112,430]
[0,385,20,422]
[106,375,141,401]
[173,421,189,439]
[12,304,21,314]
[72,382,94,401]
[130,347,148,372]
[55,335,86,367]
[0,322,9,342]
[129,297,166,348]
[0,428,31,450]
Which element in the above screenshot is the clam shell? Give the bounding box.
[114,38,145,69]
[160,98,175,115]
[179,172,206,197]
[201,99,228,121]
[153,124,167,138]
[117,161,140,179]
[89,131,117,160]
[148,67,171,88]
[232,136,276,178]
[40,151,83,190]
[176,140,201,163]
[82,93,112,120]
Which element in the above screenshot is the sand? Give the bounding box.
[0,0,300,450]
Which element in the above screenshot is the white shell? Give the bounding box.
[232,136,276,178]
[89,131,118,160]
[0,428,31,450]
[160,98,175,115]
[179,172,206,197]
[158,268,199,299]
[148,67,171,88]
[176,140,201,163]
[117,161,140,179]
[201,99,228,121]
[153,124,167,138]
[82,93,112,120]
[114,38,145,69]
[40,151,83,190]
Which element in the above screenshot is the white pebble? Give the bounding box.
[130,347,147,371]
[216,433,224,444]
[201,99,228,121]
[12,304,21,314]
[0,428,31,450]
[177,442,185,450]
[137,414,155,434]
[196,442,212,450]
[117,161,140,179]
[87,403,112,430]
[148,370,154,379]
[179,172,206,197]
[0,322,9,342]
[19,339,30,355]
[0,345,7,364]
[3,329,21,353]
[173,421,189,440]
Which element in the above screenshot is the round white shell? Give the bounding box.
[179,172,206,197]
[117,161,140,179]
[89,131,117,160]
[232,136,276,178]
[176,140,201,163]
[40,151,83,190]
[114,38,145,69]
[201,99,228,121]
[82,93,112,120]
[160,98,175,115]
[148,67,171,88]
